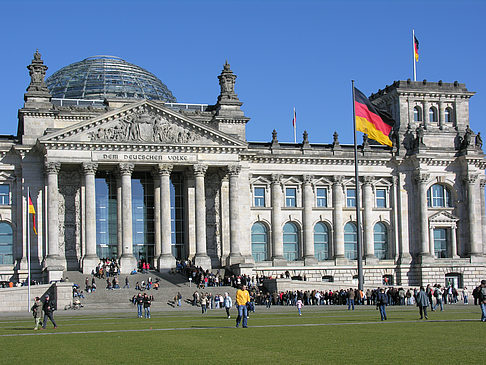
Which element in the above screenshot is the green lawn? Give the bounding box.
[1,305,485,364]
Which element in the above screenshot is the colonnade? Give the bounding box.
[269,174,399,263]
[43,160,243,274]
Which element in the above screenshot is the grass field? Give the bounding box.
[1,304,485,364]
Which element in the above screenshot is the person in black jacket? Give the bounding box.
[42,295,57,329]
[376,288,388,321]
[143,293,151,319]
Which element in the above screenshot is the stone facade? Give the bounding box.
[0,52,484,288]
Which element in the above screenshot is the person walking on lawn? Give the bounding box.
[235,285,250,328]
[41,294,57,329]
[416,286,430,320]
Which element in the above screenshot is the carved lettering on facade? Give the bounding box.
[92,152,197,163]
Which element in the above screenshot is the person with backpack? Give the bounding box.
[433,285,444,311]
[31,297,43,330]
[478,280,486,322]
[376,288,388,321]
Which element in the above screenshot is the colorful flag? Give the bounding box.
[292,107,296,127]
[354,87,395,147]
[414,36,419,62]
[28,194,37,235]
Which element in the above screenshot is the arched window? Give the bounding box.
[427,184,453,208]
[445,107,453,123]
[414,106,422,122]
[0,222,13,265]
[314,222,329,261]
[344,222,357,260]
[374,222,388,259]
[429,107,438,123]
[283,222,299,261]
[251,222,268,262]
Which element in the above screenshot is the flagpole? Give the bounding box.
[413,29,417,81]
[293,107,297,143]
[351,81,364,291]
[27,186,31,312]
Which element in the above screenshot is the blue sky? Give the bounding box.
[1,0,485,144]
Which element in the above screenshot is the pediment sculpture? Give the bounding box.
[88,109,208,144]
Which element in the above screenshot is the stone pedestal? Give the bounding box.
[194,254,211,271]
[157,254,176,271]
[119,254,138,274]
[227,253,244,266]
[364,255,379,265]
[82,255,99,274]
[304,256,318,266]
[334,256,348,265]
[417,253,435,264]
[272,257,287,266]
[47,269,64,283]
[397,253,412,265]
[470,254,485,264]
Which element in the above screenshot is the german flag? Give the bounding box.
[28,194,37,235]
[354,87,395,147]
[414,36,419,62]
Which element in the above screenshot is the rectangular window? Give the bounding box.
[254,187,265,207]
[346,188,356,207]
[316,187,327,207]
[285,187,296,207]
[376,189,386,208]
[0,185,9,205]
[434,228,448,258]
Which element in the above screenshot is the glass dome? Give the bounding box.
[46,56,176,102]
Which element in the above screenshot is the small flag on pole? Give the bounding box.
[354,87,395,147]
[292,108,296,128]
[414,35,419,62]
[28,194,37,235]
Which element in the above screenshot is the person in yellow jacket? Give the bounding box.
[235,285,250,328]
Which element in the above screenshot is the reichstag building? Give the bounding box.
[0,51,484,288]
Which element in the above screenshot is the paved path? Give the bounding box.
[0,317,478,337]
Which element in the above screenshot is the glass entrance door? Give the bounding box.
[132,172,155,267]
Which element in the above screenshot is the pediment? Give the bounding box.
[313,176,333,186]
[39,100,246,148]
[429,211,459,223]
[250,175,272,185]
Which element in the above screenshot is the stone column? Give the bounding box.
[152,168,161,265]
[429,226,435,257]
[481,179,486,255]
[423,101,429,127]
[44,161,64,275]
[82,162,99,274]
[438,100,445,130]
[158,164,175,270]
[119,163,137,274]
[271,174,285,265]
[333,176,345,261]
[116,177,122,259]
[227,164,243,266]
[465,174,482,258]
[451,224,458,258]
[303,175,317,264]
[362,176,377,263]
[193,164,211,269]
[415,172,431,261]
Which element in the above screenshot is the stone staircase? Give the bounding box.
[63,270,237,310]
